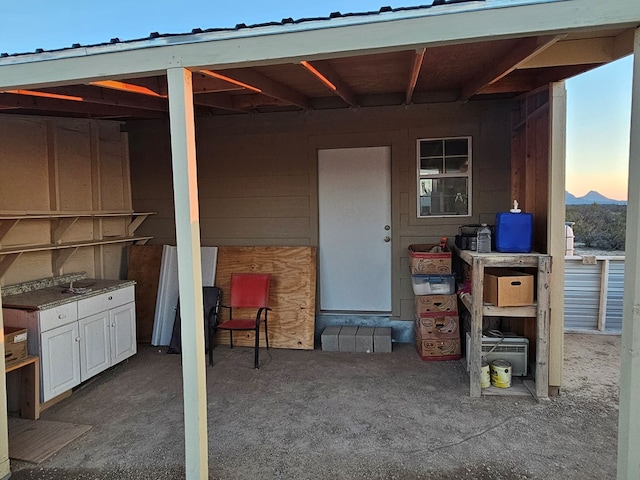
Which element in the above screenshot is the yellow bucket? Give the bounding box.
[480,361,491,388]
[490,359,512,388]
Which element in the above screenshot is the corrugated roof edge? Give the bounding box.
[0,1,484,58]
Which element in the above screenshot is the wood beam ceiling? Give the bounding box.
[459,35,565,101]
[406,48,426,104]
[300,60,359,107]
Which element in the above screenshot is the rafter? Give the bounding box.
[0,92,164,118]
[203,68,311,109]
[44,85,168,111]
[406,48,426,105]
[460,34,565,101]
[192,93,249,113]
[300,60,358,108]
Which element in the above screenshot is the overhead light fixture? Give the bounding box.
[300,61,336,91]
[199,70,262,93]
[90,80,166,97]
[4,89,84,102]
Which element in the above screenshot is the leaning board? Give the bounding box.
[214,246,317,350]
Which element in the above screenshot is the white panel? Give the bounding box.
[318,147,392,312]
[152,245,218,345]
[38,302,78,332]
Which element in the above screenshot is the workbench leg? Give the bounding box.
[470,257,484,397]
[19,358,40,420]
[536,257,551,400]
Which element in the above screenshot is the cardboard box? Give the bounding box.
[414,315,460,340]
[483,269,534,307]
[414,332,461,361]
[4,326,28,367]
[408,244,452,275]
[414,294,458,317]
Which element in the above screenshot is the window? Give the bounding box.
[417,137,471,217]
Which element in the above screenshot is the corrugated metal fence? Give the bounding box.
[564,256,625,333]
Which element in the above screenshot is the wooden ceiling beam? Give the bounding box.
[203,68,311,109]
[300,60,359,108]
[460,34,565,101]
[192,73,245,94]
[406,48,426,105]
[192,93,249,112]
[0,92,164,118]
[40,85,168,111]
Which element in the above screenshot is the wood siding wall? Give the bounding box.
[128,101,514,320]
[0,115,132,286]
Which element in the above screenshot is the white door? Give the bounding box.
[41,322,81,402]
[79,312,111,381]
[318,146,392,312]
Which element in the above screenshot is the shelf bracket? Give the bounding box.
[53,217,80,244]
[128,214,150,236]
[0,253,22,279]
[0,219,20,247]
[53,247,79,272]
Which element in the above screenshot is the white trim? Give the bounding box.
[0,0,638,90]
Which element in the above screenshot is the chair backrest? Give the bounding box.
[202,286,222,325]
[230,273,270,308]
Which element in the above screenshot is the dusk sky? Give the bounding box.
[0,0,633,201]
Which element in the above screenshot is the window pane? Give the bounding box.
[419,177,468,216]
[420,157,443,175]
[445,156,469,173]
[445,139,468,156]
[420,140,444,157]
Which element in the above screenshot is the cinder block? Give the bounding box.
[321,326,342,352]
[373,327,392,353]
[338,326,358,352]
[355,327,375,353]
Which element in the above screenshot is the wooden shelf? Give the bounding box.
[0,212,155,279]
[451,242,551,401]
[458,293,538,317]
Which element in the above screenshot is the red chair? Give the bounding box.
[218,273,271,369]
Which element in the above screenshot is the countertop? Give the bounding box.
[1,278,136,311]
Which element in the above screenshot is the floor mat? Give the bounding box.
[8,417,92,464]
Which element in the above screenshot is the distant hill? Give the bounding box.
[566,190,627,205]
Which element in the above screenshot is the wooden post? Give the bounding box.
[536,256,551,400]
[0,297,12,478]
[470,256,484,397]
[548,82,567,390]
[166,67,209,480]
[617,27,640,480]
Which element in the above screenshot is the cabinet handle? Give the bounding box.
[108,296,113,301]
[75,337,81,342]
[58,314,66,319]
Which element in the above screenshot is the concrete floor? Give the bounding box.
[9,334,620,480]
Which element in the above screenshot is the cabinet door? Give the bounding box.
[110,302,137,364]
[79,312,111,381]
[41,322,81,402]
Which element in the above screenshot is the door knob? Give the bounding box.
[384,225,391,231]
[384,236,391,243]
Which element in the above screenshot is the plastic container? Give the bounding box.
[494,212,533,253]
[411,274,456,295]
[476,224,491,253]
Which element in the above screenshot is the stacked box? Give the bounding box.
[410,244,461,361]
[4,326,28,368]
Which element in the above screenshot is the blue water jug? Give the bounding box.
[494,211,533,253]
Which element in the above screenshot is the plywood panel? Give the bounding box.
[0,118,49,210]
[56,122,92,211]
[214,246,316,350]
[127,245,163,343]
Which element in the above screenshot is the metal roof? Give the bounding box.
[1,1,488,58]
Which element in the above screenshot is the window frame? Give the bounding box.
[416,136,472,218]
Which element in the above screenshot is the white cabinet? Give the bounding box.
[3,284,136,402]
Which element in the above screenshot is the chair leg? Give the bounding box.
[229,330,234,349]
[208,324,213,367]
[254,325,260,369]
[265,318,269,350]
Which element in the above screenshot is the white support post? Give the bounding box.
[166,67,209,480]
[617,27,640,480]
